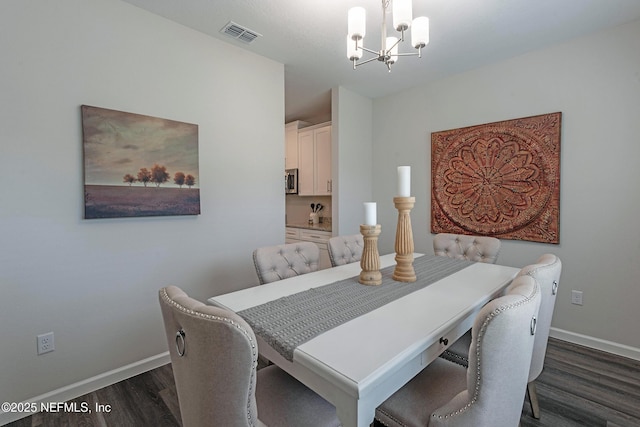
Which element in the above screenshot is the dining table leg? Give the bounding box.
[335,398,376,427]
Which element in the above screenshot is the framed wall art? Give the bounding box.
[431,112,561,244]
[81,105,200,219]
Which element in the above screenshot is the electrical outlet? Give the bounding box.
[571,290,583,306]
[37,332,55,355]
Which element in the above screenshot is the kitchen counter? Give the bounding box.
[286,222,332,233]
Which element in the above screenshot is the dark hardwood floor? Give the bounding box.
[520,338,640,427]
[7,338,639,427]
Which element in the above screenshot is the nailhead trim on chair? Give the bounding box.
[431,282,540,422]
[160,288,259,427]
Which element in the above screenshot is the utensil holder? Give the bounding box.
[393,196,416,282]
[310,212,319,225]
[359,224,382,286]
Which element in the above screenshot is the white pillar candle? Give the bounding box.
[364,202,377,225]
[398,166,411,197]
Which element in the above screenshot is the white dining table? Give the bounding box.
[208,253,519,427]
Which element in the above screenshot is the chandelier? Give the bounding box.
[347,0,429,71]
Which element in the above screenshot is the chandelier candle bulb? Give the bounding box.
[393,0,413,31]
[398,166,411,197]
[348,7,366,40]
[411,16,429,48]
[364,202,377,226]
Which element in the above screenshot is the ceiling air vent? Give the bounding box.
[220,21,261,44]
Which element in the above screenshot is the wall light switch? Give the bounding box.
[571,290,583,306]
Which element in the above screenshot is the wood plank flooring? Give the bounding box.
[520,338,640,427]
[6,338,639,427]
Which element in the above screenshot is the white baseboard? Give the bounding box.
[0,352,170,426]
[3,330,639,425]
[550,327,640,361]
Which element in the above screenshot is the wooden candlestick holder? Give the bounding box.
[359,224,382,286]
[393,196,416,282]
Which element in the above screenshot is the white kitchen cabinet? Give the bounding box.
[298,131,314,195]
[285,227,332,270]
[285,120,309,170]
[285,227,300,243]
[298,123,332,196]
[315,126,332,195]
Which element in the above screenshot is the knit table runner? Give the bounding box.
[238,255,474,361]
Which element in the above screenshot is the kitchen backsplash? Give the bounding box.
[286,195,331,225]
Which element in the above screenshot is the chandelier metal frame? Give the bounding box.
[348,0,429,72]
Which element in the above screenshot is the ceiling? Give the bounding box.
[121,0,640,123]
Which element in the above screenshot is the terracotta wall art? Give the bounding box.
[431,112,561,244]
[81,105,200,219]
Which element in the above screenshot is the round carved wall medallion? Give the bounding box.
[431,113,561,243]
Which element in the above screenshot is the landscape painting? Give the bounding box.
[81,105,200,219]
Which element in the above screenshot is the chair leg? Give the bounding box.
[527,381,541,419]
[257,354,272,369]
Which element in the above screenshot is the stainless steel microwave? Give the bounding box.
[285,169,298,194]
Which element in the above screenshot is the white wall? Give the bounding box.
[0,0,284,420]
[332,86,374,235]
[372,19,640,355]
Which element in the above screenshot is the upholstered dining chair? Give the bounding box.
[518,254,562,419]
[433,233,501,264]
[158,286,340,427]
[375,275,541,427]
[253,241,319,285]
[440,253,562,420]
[434,233,502,367]
[327,234,364,267]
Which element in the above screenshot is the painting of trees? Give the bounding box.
[122,167,195,189]
[82,105,200,219]
[123,174,136,186]
[137,168,152,187]
[151,164,170,187]
[173,172,185,188]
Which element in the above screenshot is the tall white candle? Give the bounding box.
[398,166,411,197]
[364,202,377,225]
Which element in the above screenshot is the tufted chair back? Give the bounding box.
[159,285,260,427]
[327,234,364,267]
[430,275,541,427]
[253,241,320,285]
[433,233,501,264]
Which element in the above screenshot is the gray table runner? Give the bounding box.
[238,255,474,361]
